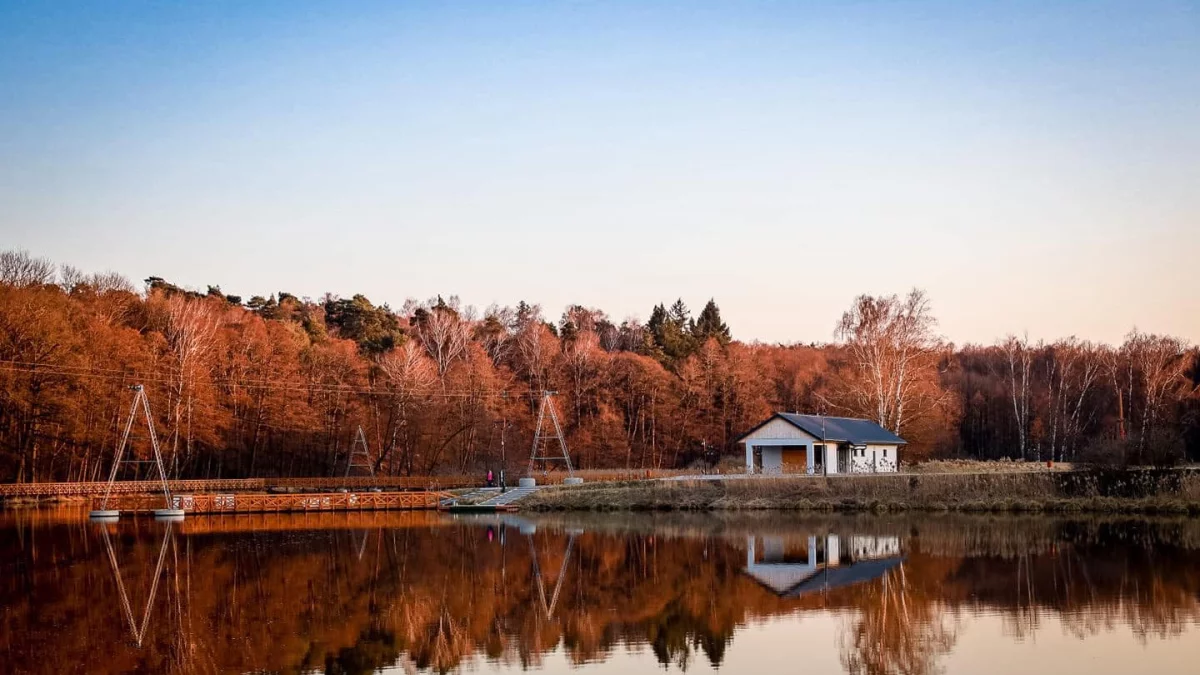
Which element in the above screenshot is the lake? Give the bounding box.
[2,509,1198,674]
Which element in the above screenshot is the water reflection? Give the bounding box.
[99,520,174,647]
[2,510,1199,674]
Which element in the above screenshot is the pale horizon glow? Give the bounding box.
[1,1,1197,346]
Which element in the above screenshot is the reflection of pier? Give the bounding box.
[99,522,174,647]
[175,510,450,534]
[744,533,903,597]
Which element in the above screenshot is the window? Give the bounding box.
[883,449,888,458]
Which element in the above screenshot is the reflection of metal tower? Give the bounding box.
[100,522,174,647]
[345,426,375,477]
[528,392,573,477]
[93,385,174,517]
[528,531,577,620]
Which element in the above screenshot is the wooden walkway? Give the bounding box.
[94,490,452,514]
[0,476,477,497]
[2,469,692,499]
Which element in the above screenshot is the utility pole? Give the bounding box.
[496,418,509,493]
[821,413,828,477]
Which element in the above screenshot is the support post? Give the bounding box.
[745,442,754,474]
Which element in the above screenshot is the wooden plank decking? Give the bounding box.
[93,490,452,514]
[0,476,477,497]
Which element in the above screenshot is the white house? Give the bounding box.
[737,413,905,475]
[743,533,904,597]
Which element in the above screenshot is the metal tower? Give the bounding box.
[93,385,174,517]
[528,391,573,477]
[345,425,375,477]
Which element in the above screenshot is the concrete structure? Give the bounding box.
[737,413,905,475]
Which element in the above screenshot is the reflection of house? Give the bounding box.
[743,533,903,597]
[738,413,905,474]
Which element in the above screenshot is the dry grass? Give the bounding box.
[522,470,1200,516]
[909,458,1074,473]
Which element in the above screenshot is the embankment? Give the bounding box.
[522,469,1200,514]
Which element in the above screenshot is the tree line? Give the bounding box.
[0,249,1196,482]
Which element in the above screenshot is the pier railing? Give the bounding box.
[1,468,694,498]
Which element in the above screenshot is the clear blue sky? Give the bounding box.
[1,1,1197,345]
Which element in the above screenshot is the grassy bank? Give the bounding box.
[522,469,1200,515]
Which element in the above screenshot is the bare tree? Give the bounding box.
[377,342,437,473]
[515,321,556,394]
[834,288,947,436]
[1043,338,1104,460]
[476,304,516,367]
[995,334,1034,459]
[1123,330,1191,447]
[562,330,607,428]
[0,250,55,288]
[414,301,470,382]
[163,295,220,474]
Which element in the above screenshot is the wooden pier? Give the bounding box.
[0,476,477,498]
[93,490,451,515]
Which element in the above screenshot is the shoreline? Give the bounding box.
[522,470,1200,515]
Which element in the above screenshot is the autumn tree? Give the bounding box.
[831,289,951,454]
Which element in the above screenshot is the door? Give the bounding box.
[837,445,850,473]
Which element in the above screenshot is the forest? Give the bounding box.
[0,249,1196,482]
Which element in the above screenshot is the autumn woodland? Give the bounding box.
[0,249,1197,484]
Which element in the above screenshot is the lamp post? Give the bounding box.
[499,418,508,493]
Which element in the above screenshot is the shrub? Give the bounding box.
[1141,432,1186,468]
[1079,437,1133,469]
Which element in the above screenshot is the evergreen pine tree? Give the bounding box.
[693,299,732,345]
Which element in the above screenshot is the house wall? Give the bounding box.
[761,447,784,473]
[742,417,819,442]
[848,444,900,473]
[743,418,819,474]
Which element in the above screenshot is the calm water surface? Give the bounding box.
[2,509,1199,674]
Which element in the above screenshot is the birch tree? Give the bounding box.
[994,334,1033,459]
[377,341,436,473]
[834,288,947,437]
[1122,330,1191,449]
[162,295,219,475]
[412,299,470,382]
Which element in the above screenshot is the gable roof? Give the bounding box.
[782,556,905,598]
[738,413,906,446]
[743,556,906,598]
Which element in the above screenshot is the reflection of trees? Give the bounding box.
[839,565,957,675]
[2,515,1200,674]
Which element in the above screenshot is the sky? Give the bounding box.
[1,0,1197,346]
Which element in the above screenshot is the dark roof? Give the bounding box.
[782,556,905,598]
[737,413,906,445]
